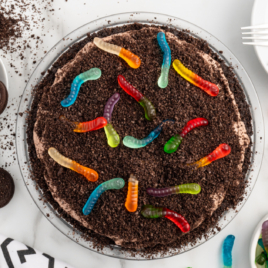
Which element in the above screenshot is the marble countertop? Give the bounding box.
[1,0,268,267]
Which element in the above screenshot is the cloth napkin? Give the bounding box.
[0,234,74,268]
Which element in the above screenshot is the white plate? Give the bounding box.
[250,214,268,267]
[251,0,268,73]
[0,57,9,90]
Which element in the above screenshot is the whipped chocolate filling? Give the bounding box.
[29,24,252,253]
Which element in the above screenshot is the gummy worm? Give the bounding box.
[164,118,209,154]
[141,205,190,233]
[262,221,268,253]
[157,32,171,89]
[173,59,219,97]
[190,144,231,168]
[61,68,101,107]
[258,238,265,252]
[82,178,125,215]
[103,92,120,123]
[222,235,235,268]
[118,75,156,121]
[255,252,267,266]
[123,119,174,149]
[104,123,120,148]
[94,37,141,69]
[103,93,121,148]
[48,147,98,182]
[59,115,107,133]
[125,174,139,212]
[147,183,201,197]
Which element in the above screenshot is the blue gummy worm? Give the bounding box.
[157,32,171,67]
[82,178,125,215]
[157,32,171,88]
[123,119,174,149]
[223,235,235,268]
[61,68,101,107]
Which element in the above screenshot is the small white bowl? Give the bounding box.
[250,214,268,267]
[0,57,8,90]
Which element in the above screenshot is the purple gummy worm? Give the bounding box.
[103,92,120,123]
[262,220,268,251]
[147,187,176,197]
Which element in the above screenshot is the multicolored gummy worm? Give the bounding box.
[103,93,121,148]
[147,183,201,198]
[48,147,98,182]
[82,178,125,215]
[255,237,268,265]
[157,32,171,89]
[125,174,138,212]
[94,37,141,69]
[222,235,235,268]
[59,115,107,133]
[164,118,209,154]
[141,205,190,233]
[118,75,156,121]
[173,59,219,97]
[190,143,231,168]
[262,220,268,253]
[123,119,174,149]
[61,68,101,107]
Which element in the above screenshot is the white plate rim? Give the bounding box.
[0,57,9,91]
[251,0,268,73]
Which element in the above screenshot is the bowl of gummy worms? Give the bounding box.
[250,214,268,267]
[16,12,264,260]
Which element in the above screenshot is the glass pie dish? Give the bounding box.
[16,12,264,260]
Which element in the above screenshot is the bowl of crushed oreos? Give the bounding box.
[16,12,264,259]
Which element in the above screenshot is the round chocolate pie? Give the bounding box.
[27,24,252,254]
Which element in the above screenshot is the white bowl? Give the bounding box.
[250,214,268,267]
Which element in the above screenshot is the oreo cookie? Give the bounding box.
[0,168,15,208]
[0,81,8,115]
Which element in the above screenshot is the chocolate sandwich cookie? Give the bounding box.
[0,168,15,208]
[0,81,8,115]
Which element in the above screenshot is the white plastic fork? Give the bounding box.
[241,24,268,46]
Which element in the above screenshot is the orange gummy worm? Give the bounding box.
[48,147,98,182]
[125,174,139,212]
[119,48,141,69]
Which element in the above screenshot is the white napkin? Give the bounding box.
[0,234,75,268]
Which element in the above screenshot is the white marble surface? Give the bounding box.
[1,0,268,267]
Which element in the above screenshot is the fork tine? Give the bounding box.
[243,42,268,46]
[242,36,268,40]
[242,30,268,35]
[241,24,268,30]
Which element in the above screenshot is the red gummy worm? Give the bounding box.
[164,208,190,233]
[207,143,231,163]
[117,75,144,102]
[194,75,219,97]
[74,117,107,133]
[180,118,209,138]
